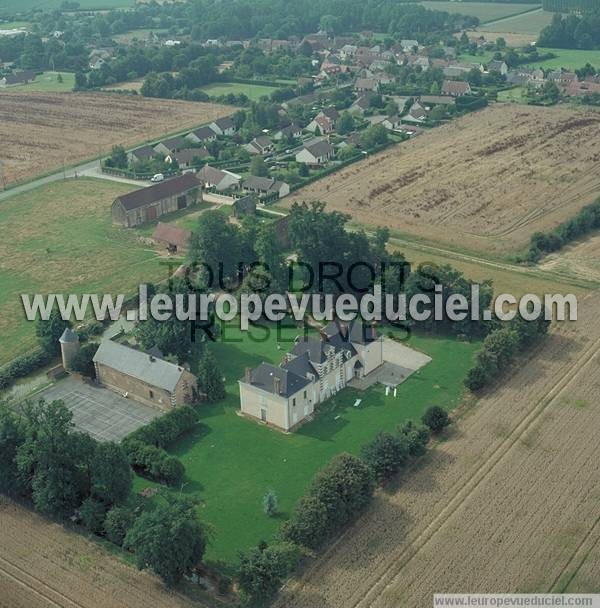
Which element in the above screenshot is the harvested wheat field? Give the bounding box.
[275,291,600,608]
[285,105,600,258]
[0,91,231,184]
[538,233,600,284]
[0,498,207,608]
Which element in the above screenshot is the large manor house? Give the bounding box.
[239,320,384,431]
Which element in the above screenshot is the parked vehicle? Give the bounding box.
[151,173,164,182]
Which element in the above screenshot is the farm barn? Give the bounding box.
[111,173,201,227]
[93,340,198,409]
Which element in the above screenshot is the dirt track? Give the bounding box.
[275,291,600,607]
[0,499,207,608]
[0,91,231,184]
[284,104,600,257]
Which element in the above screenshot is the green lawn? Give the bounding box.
[8,71,75,92]
[0,20,30,29]
[526,48,600,70]
[420,1,540,24]
[133,320,480,566]
[200,82,279,102]
[498,86,529,102]
[0,178,166,366]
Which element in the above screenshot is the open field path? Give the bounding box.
[275,291,600,607]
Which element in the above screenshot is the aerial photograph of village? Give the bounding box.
[0,0,599,606]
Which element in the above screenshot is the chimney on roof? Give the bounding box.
[245,367,252,382]
[273,375,281,395]
[319,329,328,342]
[340,322,348,339]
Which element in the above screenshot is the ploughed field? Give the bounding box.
[284,104,600,258]
[0,91,231,184]
[275,291,600,607]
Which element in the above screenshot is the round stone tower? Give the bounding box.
[59,327,80,371]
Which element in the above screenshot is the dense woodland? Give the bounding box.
[538,10,600,48]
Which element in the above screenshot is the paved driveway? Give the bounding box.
[37,376,160,442]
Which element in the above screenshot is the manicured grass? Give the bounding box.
[9,71,75,92]
[477,7,553,35]
[420,1,540,23]
[0,20,30,29]
[200,82,278,102]
[498,86,529,103]
[526,48,600,70]
[133,320,480,565]
[0,178,165,365]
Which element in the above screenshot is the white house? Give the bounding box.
[208,116,237,136]
[295,139,334,166]
[196,165,241,191]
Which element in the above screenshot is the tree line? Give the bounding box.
[538,10,600,49]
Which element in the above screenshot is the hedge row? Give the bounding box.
[0,349,52,390]
[125,405,198,448]
[124,439,185,487]
[520,198,600,263]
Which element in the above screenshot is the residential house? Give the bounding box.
[111,173,201,227]
[400,39,419,53]
[127,145,155,165]
[355,77,379,92]
[153,136,188,156]
[244,135,274,155]
[441,80,472,97]
[196,165,241,191]
[295,139,335,166]
[208,116,237,136]
[443,62,482,78]
[506,67,545,88]
[273,123,303,141]
[381,115,402,131]
[487,60,508,76]
[402,101,428,124]
[0,70,36,86]
[340,44,358,60]
[186,126,217,144]
[152,222,191,254]
[564,79,600,97]
[306,114,335,134]
[409,56,430,71]
[238,320,383,431]
[93,340,198,410]
[241,176,290,198]
[547,69,578,86]
[349,93,374,114]
[165,148,210,169]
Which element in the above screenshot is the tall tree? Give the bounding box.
[36,308,69,355]
[125,496,207,588]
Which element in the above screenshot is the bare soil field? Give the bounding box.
[275,291,600,607]
[0,91,231,184]
[284,104,600,258]
[0,498,207,608]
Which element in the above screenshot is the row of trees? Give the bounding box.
[465,313,550,391]
[520,198,600,263]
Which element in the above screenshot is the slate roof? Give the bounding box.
[59,327,79,343]
[212,116,235,130]
[93,340,186,392]
[115,173,200,212]
[129,145,155,162]
[156,135,187,151]
[247,362,310,397]
[303,139,334,158]
[324,319,378,345]
[189,126,216,140]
